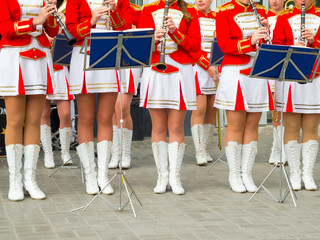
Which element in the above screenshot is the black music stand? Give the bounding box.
[248,44,320,207]
[70,28,154,217]
[207,39,228,171]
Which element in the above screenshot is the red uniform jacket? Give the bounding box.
[216,0,267,66]
[138,0,201,65]
[273,5,320,73]
[0,0,59,49]
[130,3,141,27]
[190,8,216,71]
[66,0,133,47]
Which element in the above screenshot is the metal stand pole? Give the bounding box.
[71,34,142,217]
[249,48,297,207]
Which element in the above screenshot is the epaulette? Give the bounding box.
[130,3,141,11]
[187,3,195,8]
[315,7,320,13]
[141,0,160,10]
[279,8,292,15]
[216,3,235,13]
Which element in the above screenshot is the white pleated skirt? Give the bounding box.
[0,38,55,96]
[119,68,141,94]
[47,65,74,100]
[69,47,118,95]
[214,58,274,112]
[140,56,197,110]
[193,64,216,95]
[275,77,320,113]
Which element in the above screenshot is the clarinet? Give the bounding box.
[249,0,271,45]
[45,0,77,46]
[156,0,169,71]
[300,4,306,43]
[102,0,113,30]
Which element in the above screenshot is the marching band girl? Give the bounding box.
[0,0,59,201]
[66,0,132,195]
[40,10,74,169]
[272,0,320,191]
[267,0,286,165]
[190,0,217,166]
[138,0,200,194]
[215,0,274,193]
[109,3,142,170]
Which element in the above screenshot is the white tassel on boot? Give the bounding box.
[302,140,319,191]
[225,142,246,193]
[241,141,258,193]
[40,124,55,168]
[152,141,168,194]
[24,145,46,200]
[121,128,133,169]
[285,140,302,191]
[6,144,24,201]
[168,142,186,195]
[76,142,99,195]
[109,126,120,169]
[203,123,215,162]
[59,127,73,165]
[191,124,207,166]
[97,141,114,195]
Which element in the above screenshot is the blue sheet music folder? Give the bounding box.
[89,28,154,69]
[250,44,320,81]
[210,38,224,66]
[52,34,73,66]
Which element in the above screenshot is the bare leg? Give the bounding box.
[149,109,168,143]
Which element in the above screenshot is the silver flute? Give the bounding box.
[300,4,306,43]
[249,0,271,45]
[102,0,112,30]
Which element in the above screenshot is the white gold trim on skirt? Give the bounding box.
[0,38,55,96]
[214,58,273,112]
[140,56,197,110]
[47,66,74,100]
[193,64,216,95]
[69,47,118,95]
[275,77,320,113]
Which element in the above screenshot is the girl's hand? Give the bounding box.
[155,28,166,44]
[251,27,268,45]
[164,16,176,34]
[33,3,56,26]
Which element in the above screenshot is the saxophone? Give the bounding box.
[249,0,271,45]
[156,0,169,71]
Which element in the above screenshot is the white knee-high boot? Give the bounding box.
[241,141,258,193]
[302,140,319,191]
[97,141,114,195]
[152,141,168,193]
[225,142,246,193]
[191,124,207,166]
[109,126,120,169]
[121,128,133,169]
[40,124,55,168]
[285,140,302,191]
[269,126,286,165]
[76,142,99,195]
[24,145,46,200]
[168,142,186,195]
[59,127,73,165]
[203,123,215,162]
[6,144,24,201]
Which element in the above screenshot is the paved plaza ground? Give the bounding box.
[0,125,319,240]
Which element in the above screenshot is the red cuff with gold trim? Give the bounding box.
[46,16,58,28]
[197,55,210,71]
[310,39,320,49]
[168,29,185,45]
[14,18,34,36]
[110,10,125,29]
[237,37,256,54]
[77,20,90,37]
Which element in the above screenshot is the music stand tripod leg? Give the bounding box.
[49,152,78,177]
[207,151,227,170]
